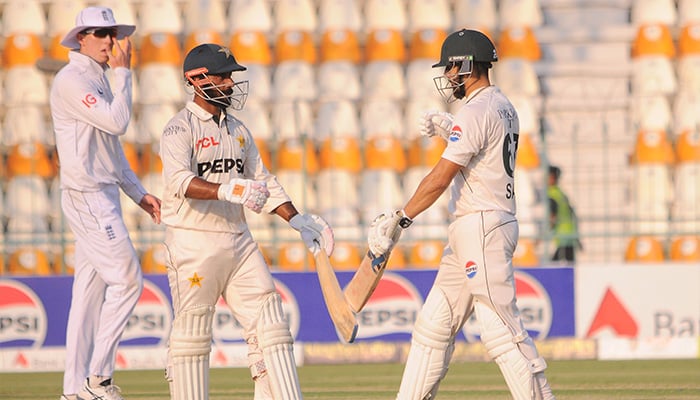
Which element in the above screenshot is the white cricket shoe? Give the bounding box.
[77,377,125,400]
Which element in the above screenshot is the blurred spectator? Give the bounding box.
[548,165,582,262]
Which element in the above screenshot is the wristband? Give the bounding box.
[398,209,413,229]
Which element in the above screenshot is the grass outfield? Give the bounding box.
[2,359,699,399]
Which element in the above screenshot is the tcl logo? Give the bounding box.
[197,158,243,175]
[196,136,220,149]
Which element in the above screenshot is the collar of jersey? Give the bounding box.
[69,51,109,74]
[186,101,217,121]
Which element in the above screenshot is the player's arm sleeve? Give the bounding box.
[118,148,148,203]
[440,109,487,166]
[243,132,291,213]
[160,121,197,199]
[55,67,133,135]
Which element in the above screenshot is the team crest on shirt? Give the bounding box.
[449,125,463,142]
[465,261,478,278]
[237,135,245,148]
[188,272,204,288]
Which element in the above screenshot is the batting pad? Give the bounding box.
[169,304,214,400]
[257,293,302,400]
[397,289,454,400]
[475,302,554,400]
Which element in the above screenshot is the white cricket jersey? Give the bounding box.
[160,102,291,233]
[441,86,520,217]
[50,51,146,203]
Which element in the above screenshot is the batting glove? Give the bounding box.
[419,110,454,141]
[367,210,408,257]
[289,213,335,256]
[218,178,270,213]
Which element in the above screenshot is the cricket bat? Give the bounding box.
[314,250,358,343]
[342,249,392,313]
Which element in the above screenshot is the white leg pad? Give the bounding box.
[397,289,454,400]
[168,304,214,400]
[247,335,274,400]
[475,302,555,400]
[257,293,302,400]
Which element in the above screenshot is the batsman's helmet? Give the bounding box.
[183,43,249,110]
[432,29,497,103]
[433,29,497,69]
[183,43,247,77]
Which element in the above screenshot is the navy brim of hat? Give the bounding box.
[60,24,136,50]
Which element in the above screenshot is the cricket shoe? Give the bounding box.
[78,377,124,400]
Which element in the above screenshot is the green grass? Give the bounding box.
[2,359,699,399]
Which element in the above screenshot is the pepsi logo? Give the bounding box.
[356,273,423,339]
[121,279,172,345]
[449,125,463,142]
[465,261,478,279]
[0,280,47,348]
[462,271,553,342]
[213,279,300,344]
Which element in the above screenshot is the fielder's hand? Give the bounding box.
[218,178,270,213]
[419,110,454,140]
[290,213,335,256]
[368,210,406,257]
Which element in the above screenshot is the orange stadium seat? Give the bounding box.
[139,33,183,67]
[515,133,541,170]
[669,236,700,261]
[277,242,315,271]
[2,33,44,68]
[329,242,363,271]
[408,240,444,269]
[121,141,142,176]
[255,138,273,169]
[632,24,676,58]
[275,138,320,174]
[512,239,540,267]
[53,243,76,275]
[386,246,407,270]
[6,142,55,179]
[140,144,163,175]
[319,136,362,173]
[632,129,675,164]
[365,136,408,173]
[8,247,52,276]
[48,34,70,63]
[625,236,665,262]
[319,29,361,64]
[365,29,406,63]
[184,30,225,55]
[407,136,446,168]
[409,29,447,61]
[675,129,700,163]
[274,30,317,64]
[141,243,169,274]
[229,31,272,65]
[498,27,542,61]
[678,23,700,57]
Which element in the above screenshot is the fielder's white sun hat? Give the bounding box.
[60,6,135,50]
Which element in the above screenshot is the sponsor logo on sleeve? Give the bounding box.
[449,125,463,142]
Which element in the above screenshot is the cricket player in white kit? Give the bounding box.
[159,43,334,400]
[368,30,555,399]
[50,6,162,400]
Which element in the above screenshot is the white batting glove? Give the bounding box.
[367,210,406,257]
[289,213,335,256]
[217,178,270,213]
[419,110,454,140]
